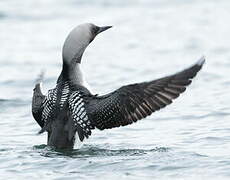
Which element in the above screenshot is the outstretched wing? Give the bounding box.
[32,72,46,128]
[88,57,205,130]
[32,72,57,130]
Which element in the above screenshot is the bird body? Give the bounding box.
[32,23,205,149]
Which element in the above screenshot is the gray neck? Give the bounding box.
[57,62,85,86]
[57,60,92,92]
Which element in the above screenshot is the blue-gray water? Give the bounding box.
[0,0,230,179]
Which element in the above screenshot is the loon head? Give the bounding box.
[62,23,112,64]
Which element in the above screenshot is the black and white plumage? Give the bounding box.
[32,23,205,149]
[68,91,92,141]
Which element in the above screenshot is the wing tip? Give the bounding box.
[38,129,44,134]
[35,69,45,85]
[196,56,205,67]
[33,70,46,93]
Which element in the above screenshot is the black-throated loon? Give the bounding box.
[32,23,205,149]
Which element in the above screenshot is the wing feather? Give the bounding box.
[32,72,46,128]
[88,57,205,130]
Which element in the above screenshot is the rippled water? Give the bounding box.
[0,0,230,179]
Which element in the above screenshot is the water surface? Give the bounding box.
[0,0,230,179]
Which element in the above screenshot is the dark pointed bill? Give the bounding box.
[98,26,112,34]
